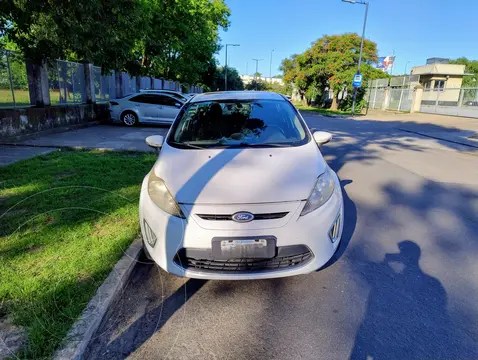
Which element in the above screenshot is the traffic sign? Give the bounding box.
[352,73,363,88]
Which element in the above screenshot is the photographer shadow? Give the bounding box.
[350,240,473,359]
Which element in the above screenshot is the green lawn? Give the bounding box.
[293,103,352,116]
[0,89,67,107]
[0,150,156,358]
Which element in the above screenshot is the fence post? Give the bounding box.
[115,71,123,98]
[458,88,464,108]
[135,76,141,91]
[26,60,50,107]
[381,87,390,110]
[5,51,16,107]
[410,84,423,113]
[83,62,95,104]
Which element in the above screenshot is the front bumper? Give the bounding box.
[139,174,344,280]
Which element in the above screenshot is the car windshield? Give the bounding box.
[168,99,308,148]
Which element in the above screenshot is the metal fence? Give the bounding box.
[1,55,204,108]
[49,60,86,104]
[0,49,30,108]
[367,75,419,112]
[420,87,478,117]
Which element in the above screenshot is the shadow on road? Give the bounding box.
[349,241,470,359]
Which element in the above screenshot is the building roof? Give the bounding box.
[190,91,285,103]
[411,63,466,76]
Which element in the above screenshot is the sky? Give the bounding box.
[216,0,478,77]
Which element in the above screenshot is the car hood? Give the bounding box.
[153,141,327,204]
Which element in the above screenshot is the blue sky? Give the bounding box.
[216,0,478,77]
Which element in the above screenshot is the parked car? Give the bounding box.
[139,89,189,102]
[139,91,344,280]
[464,101,478,107]
[109,92,184,126]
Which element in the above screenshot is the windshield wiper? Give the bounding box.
[238,142,293,148]
[169,141,207,149]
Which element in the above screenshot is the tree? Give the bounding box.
[136,0,230,83]
[1,0,230,85]
[450,57,478,87]
[210,66,244,91]
[281,33,380,109]
[245,78,268,91]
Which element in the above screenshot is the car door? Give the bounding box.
[156,95,183,123]
[128,94,160,122]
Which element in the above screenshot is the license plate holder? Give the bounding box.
[211,236,276,260]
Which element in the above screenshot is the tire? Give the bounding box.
[122,111,138,126]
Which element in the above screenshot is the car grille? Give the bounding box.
[196,212,288,221]
[174,245,313,273]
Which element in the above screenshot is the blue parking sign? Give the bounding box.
[352,73,363,88]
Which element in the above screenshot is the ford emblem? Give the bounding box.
[232,212,254,223]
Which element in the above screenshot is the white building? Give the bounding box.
[240,75,284,85]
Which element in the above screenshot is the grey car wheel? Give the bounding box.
[122,111,138,126]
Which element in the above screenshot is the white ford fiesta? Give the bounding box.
[139,91,343,280]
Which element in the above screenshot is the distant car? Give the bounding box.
[109,92,184,126]
[464,101,478,107]
[139,89,189,102]
[139,91,343,280]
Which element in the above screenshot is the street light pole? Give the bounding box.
[343,0,369,116]
[252,58,263,90]
[269,49,275,83]
[404,61,410,75]
[224,44,240,91]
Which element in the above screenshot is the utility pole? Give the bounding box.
[269,49,275,83]
[224,44,240,91]
[404,60,410,75]
[252,58,263,90]
[342,0,369,116]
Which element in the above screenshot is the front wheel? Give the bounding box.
[122,111,138,126]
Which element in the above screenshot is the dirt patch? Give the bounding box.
[0,316,27,359]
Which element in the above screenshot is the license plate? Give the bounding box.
[212,237,276,259]
[220,239,267,250]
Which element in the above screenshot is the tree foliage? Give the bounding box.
[0,0,230,84]
[281,33,383,109]
[450,57,478,87]
[209,66,244,91]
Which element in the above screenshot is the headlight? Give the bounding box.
[148,172,184,218]
[300,167,335,216]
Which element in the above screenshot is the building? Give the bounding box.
[411,58,467,105]
[240,75,284,85]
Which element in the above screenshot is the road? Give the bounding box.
[86,112,478,360]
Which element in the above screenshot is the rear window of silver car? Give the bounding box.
[168,100,308,149]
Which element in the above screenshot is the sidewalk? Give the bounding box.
[362,110,478,149]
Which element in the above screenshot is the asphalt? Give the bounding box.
[85,113,478,360]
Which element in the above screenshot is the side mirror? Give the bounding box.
[146,135,164,149]
[313,131,332,146]
[174,102,182,108]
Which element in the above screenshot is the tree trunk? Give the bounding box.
[330,93,338,110]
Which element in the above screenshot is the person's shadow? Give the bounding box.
[350,241,472,360]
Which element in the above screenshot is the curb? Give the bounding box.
[0,143,154,153]
[53,237,143,360]
[398,128,478,150]
[0,121,100,144]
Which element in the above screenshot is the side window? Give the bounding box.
[129,95,148,103]
[159,95,181,107]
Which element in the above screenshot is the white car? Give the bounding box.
[109,92,185,126]
[140,91,343,280]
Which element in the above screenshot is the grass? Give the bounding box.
[0,89,75,107]
[293,102,353,116]
[0,150,156,359]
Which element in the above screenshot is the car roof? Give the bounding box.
[127,92,182,99]
[189,91,285,103]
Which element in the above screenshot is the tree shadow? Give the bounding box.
[349,241,475,359]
